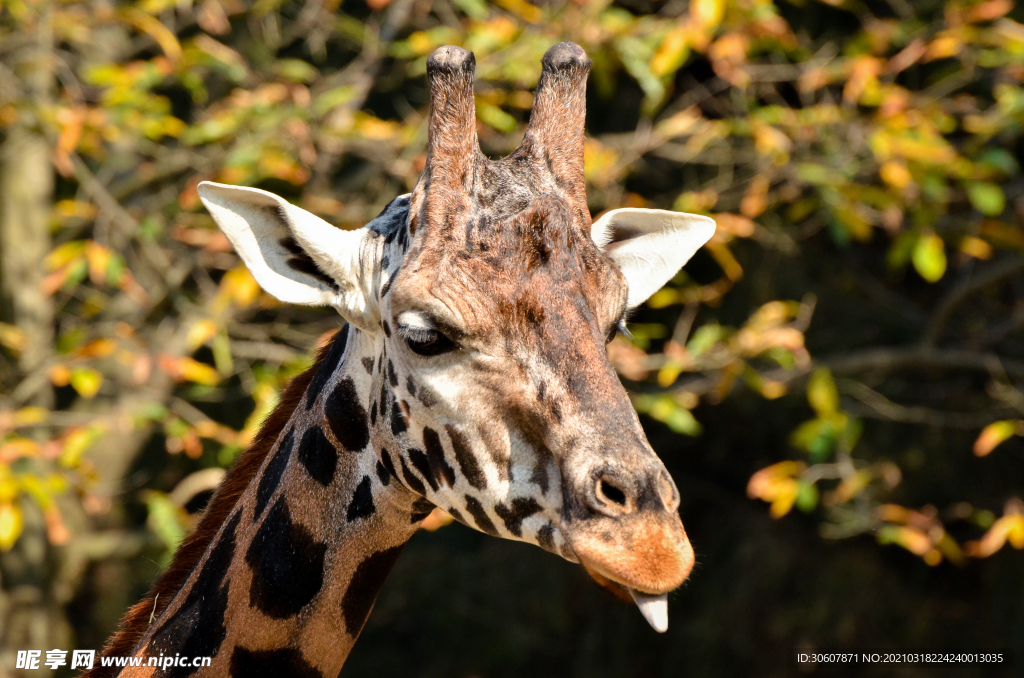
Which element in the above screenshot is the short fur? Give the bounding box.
[84,342,329,678]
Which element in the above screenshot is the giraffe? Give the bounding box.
[85,42,715,677]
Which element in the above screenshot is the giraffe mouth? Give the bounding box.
[577,555,674,633]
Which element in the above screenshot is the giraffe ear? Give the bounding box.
[198,182,382,331]
[592,208,716,309]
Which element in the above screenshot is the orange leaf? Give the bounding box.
[974,420,1023,457]
[0,438,41,464]
[740,175,770,218]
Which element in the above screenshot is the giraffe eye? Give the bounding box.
[404,328,458,356]
[607,318,631,344]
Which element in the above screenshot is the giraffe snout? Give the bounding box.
[563,459,694,596]
[586,465,680,517]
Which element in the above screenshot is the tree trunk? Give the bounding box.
[0,1,54,405]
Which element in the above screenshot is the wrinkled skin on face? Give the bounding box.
[376,193,694,599]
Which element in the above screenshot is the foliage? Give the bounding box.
[0,0,1023,670]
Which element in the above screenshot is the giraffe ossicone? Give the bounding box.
[90,42,715,677]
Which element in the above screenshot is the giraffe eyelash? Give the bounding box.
[397,323,459,357]
[396,325,438,344]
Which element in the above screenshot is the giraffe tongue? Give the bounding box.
[628,589,669,633]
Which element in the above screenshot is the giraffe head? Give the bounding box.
[198,42,714,632]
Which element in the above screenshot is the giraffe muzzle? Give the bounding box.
[562,461,694,632]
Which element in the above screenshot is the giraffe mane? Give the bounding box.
[85,338,332,678]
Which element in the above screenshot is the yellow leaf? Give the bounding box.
[84,241,112,285]
[61,424,107,467]
[44,240,86,270]
[925,34,961,61]
[674,189,718,213]
[894,526,932,556]
[747,461,807,507]
[751,123,792,164]
[654,107,702,140]
[355,114,401,140]
[761,380,787,399]
[650,27,691,77]
[807,368,839,417]
[912,233,946,283]
[13,407,47,426]
[880,160,912,189]
[690,0,725,30]
[178,357,221,386]
[187,319,219,351]
[968,514,1024,557]
[121,8,182,61]
[70,367,104,398]
[770,479,799,518]
[0,322,26,353]
[960,236,993,260]
[584,139,619,188]
[0,471,15,503]
[218,265,261,310]
[843,56,882,104]
[973,420,1022,456]
[1008,515,1024,550]
[491,0,543,23]
[0,503,23,551]
[657,362,684,387]
[707,242,743,281]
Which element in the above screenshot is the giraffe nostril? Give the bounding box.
[596,477,628,508]
[657,469,680,512]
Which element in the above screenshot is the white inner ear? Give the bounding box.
[198,182,349,305]
[591,208,716,309]
[198,182,382,330]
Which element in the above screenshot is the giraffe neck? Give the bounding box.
[126,325,425,677]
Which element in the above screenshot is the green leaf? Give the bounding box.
[886,230,917,269]
[966,181,1005,216]
[313,86,356,117]
[790,418,838,461]
[976,149,1019,177]
[687,323,726,357]
[212,331,234,377]
[614,35,666,115]
[664,406,701,436]
[272,59,320,84]
[632,395,702,436]
[795,480,819,512]
[143,491,188,564]
[476,103,517,133]
[451,0,489,19]
[912,233,947,283]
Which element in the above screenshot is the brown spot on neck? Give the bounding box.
[85,341,331,677]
